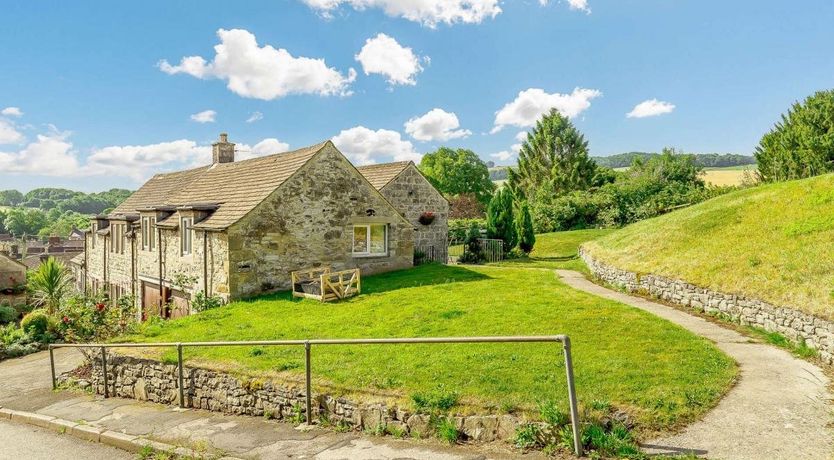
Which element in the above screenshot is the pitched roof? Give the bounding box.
[111,141,329,230]
[356,161,411,190]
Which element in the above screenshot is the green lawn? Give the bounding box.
[585,173,834,319]
[492,229,615,272]
[124,261,735,432]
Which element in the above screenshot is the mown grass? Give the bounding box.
[585,173,834,320]
[122,261,735,432]
[493,229,614,273]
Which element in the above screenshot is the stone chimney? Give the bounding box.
[212,133,235,164]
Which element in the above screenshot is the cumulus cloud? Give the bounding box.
[566,0,590,13]
[404,108,471,142]
[190,110,217,123]
[492,87,602,133]
[0,119,24,144]
[490,150,513,162]
[490,132,527,164]
[301,0,502,27]
[626,99,676,118]
[237,138,291,161]
[159,28,356,100]
[332,126,420,164]
[246,111,264,123]
[355,33,425,86]
[1,107,23,117]
[85,140,210,180]
[0,130,78,175]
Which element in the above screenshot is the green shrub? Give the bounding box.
[514,423,541,449]
[448,218,486,242]
[0,305,18,325]
[21,309,49,336]
[191,291,223,312]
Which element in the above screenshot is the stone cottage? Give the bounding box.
[74,134,448,320]
[0,252,26,291]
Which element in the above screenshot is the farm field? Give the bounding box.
[585,173,834,319]
[613,165,756,187]
[122,239,736,432]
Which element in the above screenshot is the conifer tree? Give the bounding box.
[486,188,518,250]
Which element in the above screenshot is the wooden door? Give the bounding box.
[142,282,162,320]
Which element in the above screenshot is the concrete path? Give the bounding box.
[557,269,833,460]
[0,349,544,460]
[0,417,133,460]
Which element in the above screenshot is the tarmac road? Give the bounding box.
[0,418,133,460]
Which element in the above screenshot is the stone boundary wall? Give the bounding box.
[89,354,521,443]
[580,247,834,364]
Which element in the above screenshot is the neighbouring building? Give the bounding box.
[73,134,448,320]
[0,252,26,291]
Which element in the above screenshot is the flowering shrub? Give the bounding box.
[55,293,137,342]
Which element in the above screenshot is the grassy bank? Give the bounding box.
[122,261,735,432]
[585,173,834,319]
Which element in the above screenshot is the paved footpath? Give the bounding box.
[557,269,834,460]
[0,417,133,460]
[0,348,544,460]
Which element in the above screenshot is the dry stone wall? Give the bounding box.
[581,247,834,364]
[88,353,521,443]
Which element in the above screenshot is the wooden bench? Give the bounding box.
[291,267,361,302]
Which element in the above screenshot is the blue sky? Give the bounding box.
[1,0,833,192]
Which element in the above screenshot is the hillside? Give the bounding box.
[593,152,756,169]
[583,174,834,319]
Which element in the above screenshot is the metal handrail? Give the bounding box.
[49,335,583,456]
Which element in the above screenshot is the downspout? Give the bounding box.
[157,227,163,314]
[103,235,108,287]
[83,232,88,296]
[130,230,137,320]
[203,230,208,296]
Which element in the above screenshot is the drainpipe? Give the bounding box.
[157,227,163,315]
[203,230,209,296]
[130,230,137,320]
[103,235,107,287]
[83,232,88,296]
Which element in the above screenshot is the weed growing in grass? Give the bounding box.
[433,417,459,444]
[249,347,264,357]
[411,384,459,412]
[513,423,540,449]
[137,445,155,460]
[439,309,465,320]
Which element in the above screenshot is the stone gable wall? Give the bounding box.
[228,144,414,298]
[89,353,520,443]
[581,247,834,364]
[379,165,449,263]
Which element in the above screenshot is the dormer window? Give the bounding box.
[110,223,125,254]
[181,217,193,256]
[141,216,156,251]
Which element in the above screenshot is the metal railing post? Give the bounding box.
[562,336,582,457]
[101,346,109,398]
[304,341,312,425]
[49,345,56,390]
[177,343,185,408]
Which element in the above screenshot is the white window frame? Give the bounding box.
[181,217,193,256]
[352,224,388,256]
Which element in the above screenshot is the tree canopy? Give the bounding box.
[419,147,495,204]
[508,109,598,201]
[755,89,834,182]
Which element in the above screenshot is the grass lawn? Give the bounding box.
[492,229,615,273]
[585,173,834,319]
[123,259,735,432]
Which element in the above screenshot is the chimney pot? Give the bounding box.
[220,132,228,143]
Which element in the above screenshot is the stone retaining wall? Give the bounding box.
[580,247,834,364]
[89,354,520,442]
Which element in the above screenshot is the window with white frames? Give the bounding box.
[352,224,387,256]
[141,216,156,251]
[181,217,193,255]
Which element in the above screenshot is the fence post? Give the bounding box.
[562,336,582,456]
[49,345,56,390]
[101,346,109,398]
[304,341,312,425]
[177,343,185,408]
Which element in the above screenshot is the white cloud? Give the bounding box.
[237,138,291,161]
[246,111,263,123]
[566,0,590,13]
[159,28,356,100]
[515,131,528,142]
[301,0,502,27]
[626,99,676,118]
[355,33,425,86]
[86,140,210,180]
[492,87,602,133]
[1,107,23,117]
[0,130,79,176]
[490,133,526,164]
[491,150,513,162]
[332,126,420,165]
[0,119,24,144]
[404,108,471,142]
[190,110,217,123]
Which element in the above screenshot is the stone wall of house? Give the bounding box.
[379,164,449,263]
[581,247,834,364]
[228,144,414,298]
[89,353,520,442]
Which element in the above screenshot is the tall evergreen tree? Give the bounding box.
[755,89,834,182]
[508,109,597,201]
[516,200,536,253]
[486,188,518,250]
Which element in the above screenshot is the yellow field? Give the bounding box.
[702,168,756,187]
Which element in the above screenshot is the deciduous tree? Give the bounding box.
[420,147,495,204]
